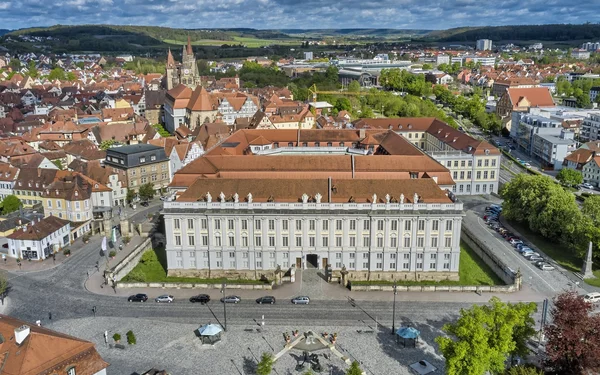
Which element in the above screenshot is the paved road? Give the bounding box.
[461,196,592,298]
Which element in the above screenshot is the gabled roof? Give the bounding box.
[0,314,109,375]
[505,87,555,108]
[7,216,69,240]
[187,86,217,112]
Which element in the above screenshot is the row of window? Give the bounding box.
[47,199,89,210]
[129,165,167,176]
[453,183,495,194]
[451,170,496,180]
[173,234,453,249]
[174,218,454,233]
[445,158,497,168]
[175,250,450,261]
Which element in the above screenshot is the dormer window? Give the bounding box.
[55,190,59,195]
[139,157,146,163]
[95,184,99,188]
[36,183,39,188]
[150,155,156,161]
[75,191,78,197]
[398,125,402,129]
[408,124,412,129]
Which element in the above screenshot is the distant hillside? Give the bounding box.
[0,29,10,36]
[429,24,600,42]
[280,28,432,38]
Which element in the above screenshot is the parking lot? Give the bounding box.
[461,197,589,299]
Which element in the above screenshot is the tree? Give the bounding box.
[152,124,171,137]
[582,195,600,225]
[47,68,66,81]
[256,352,274,375]
[66,72,77,81]
[346,361,363,375]
[0,273,8,299]
[544,291,600,374]
[348,80,361,92]
[506,366,544,375]
[27,60,38,78]
[436,297,537,375]
[422,63,433,70]
[1,195,22,215]
[9,58,21,71]
[138,183,155,202]
[335,97,352,112]
[556,168,583,187]
[126,189,136,204]
[99,140,117,150]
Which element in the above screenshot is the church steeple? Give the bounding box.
[166,48,175,67]
[186,35,193,56]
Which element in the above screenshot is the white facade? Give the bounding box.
[532,130,577,169]
[164,102,187,133]
[582,158,600,187]
[436,55,450,65]
[581,112,600,142]
[163,200,463,277]
[168,143,205,181]
[7,221,70,260]
[0,181,15,201]
[476,39,493,51]
[218,97,259,126]
[91,189,113,209]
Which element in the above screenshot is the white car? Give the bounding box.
[537,263,555,271]
[581,183,595,190]
[155,295,174,303]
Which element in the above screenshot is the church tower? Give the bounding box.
[180,36,200,89]
[165,48,177,90]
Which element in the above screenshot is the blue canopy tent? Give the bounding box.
[197,324,223,345]
[396,326,420,348]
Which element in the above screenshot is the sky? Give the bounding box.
[0,0,599,30]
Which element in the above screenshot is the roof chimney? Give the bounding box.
[15,325,31,345]
[359,129,366,139]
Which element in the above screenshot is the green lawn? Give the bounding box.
[352,241,504,286]
[121,249,266,285]
[506,220,582,272]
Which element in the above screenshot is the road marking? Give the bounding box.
[473,214,558,293]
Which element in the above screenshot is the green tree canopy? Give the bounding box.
[346,361,363,375]
[422,63,433,70]
[99,140,117,150]
[256,352,274,375]
[436,297,537,375]
[334,97,352,112]
[1,195,22,215]
[556,168,583,187]
[9,58,21,71]
[138,183,155,201]
[347,80,361,92]
[47,67,66,81]
[126,189,136,204]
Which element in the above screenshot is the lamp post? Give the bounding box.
[391,281,398,335]
[221,282,227,332]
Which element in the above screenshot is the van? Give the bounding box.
[584,292,600,304]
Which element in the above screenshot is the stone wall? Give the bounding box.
[167,268,277,281]
[109,238,152,282]
[344,270,459,282]
[350,284,518,292]
[117,282,273,290]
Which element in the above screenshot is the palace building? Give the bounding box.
[163,128,466,282]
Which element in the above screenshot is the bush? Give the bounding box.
[112,333,121,342]
[126,269,146,282]
[122,236,131,245]
[63,248,71,255]
[109,250,117,258]
[126,330,136,345]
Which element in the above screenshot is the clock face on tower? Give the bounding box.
[184,69,190,75]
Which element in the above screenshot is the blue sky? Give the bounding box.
[1,0,599,30]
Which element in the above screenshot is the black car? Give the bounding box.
[190,294,210,303]
[128,293,148,302]
[140,201,150,207]
[256,296,276,304]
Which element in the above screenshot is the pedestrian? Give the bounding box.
[48,312,52,320]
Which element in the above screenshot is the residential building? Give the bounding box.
[145,89,166,125]
[476,39,493,51]
[217,94,259,126]
[185,86,219,130]
[352,118,501,195]
[13,168,59,207]
[580,112,600,142]
[511,112,563,155]
[531,129,577,169]
[582,155,600,187]
[436,54,450,65]
[491,77,537,98]
[304,51,314,60]
[582,41,600,51]
[7,216,70,260]
[0,162,19,201]
[496,87,555,129]
[563,147,597,171]
[0,314,109,374]
[571,49,591,60]
[69,160,129,207]
[104,144,169,193]
[590,87,600,105]
[165,129,463,282]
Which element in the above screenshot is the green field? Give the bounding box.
[163,36,302,48]
[352,241,504,286]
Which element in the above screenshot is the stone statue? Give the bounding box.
[233,193,239,203]
[372,193,377,203]
[399,193,404,204]
[247,193,253,203]
[413,193,419,203]
[315,193,322,203]
[302,193,309,203]
[385,194,390,203]
[206,192,212,203]
[219,192,226,202]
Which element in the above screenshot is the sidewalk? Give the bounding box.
[0,236,102,274]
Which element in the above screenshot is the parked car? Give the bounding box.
[220,295,241,304]
[256,296,276,304]
[534,261,546,268]
[128,293,148,302]
[583,292,600,304]
[510,240,523,246]
[523,252,540,259]
[291,296,310,305]
[537,263,555,271]
[529,256,544,262]
[580,183,595,190]
[190,294,211,303]
[518,247,533,254]
[155,295,174,303]
[140,201,150,207]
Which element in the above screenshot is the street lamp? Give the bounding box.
[221,282,227,332]
[391,281,398,335]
